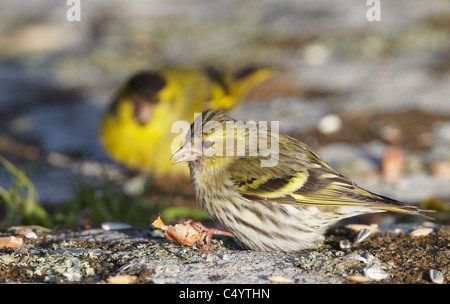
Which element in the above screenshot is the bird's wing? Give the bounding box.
[228,150,425,216]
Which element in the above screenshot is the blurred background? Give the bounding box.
[0,0,449,228]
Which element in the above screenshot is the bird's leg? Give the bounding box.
[185,219,234,253]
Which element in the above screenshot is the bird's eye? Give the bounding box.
[203,140,214,149]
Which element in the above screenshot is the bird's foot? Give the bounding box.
[185,219,234,253]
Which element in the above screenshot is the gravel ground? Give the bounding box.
[0,222,448,285]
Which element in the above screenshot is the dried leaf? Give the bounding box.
[152,215,166,229]
[166,223,202,246]
[152,215,202,246]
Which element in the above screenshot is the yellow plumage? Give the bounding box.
[99,67,274,176]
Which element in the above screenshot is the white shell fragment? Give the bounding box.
[339,240,351,251]
[101,222,132,231]
[344,253,389,281]
[355,229,372,243]
[430,269,444,284]
[364,266,389,281]
[410,228,433,237]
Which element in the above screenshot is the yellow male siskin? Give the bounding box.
[171,109,432,252]
[99,67,274,177]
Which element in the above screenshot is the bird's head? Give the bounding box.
[170,109,237,170]
[171,109,280,173]
[124,72,167,125]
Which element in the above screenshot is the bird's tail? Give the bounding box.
[231,66,275,101]
[362,189,435,220]
[205,66,275,109]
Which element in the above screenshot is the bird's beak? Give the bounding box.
[170,142,202,164]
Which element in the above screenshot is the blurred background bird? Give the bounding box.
[171,109,432,252]
[99,67,274,186]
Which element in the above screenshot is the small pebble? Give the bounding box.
[0,236,23,248]
[394,228,403,235]
[302,43,330,66]
[420,221,436,227]
[205,253,213,262]
[347,275,370,283]
[107,274,137,284]
[267,276,295,283]
[339,240,351,251]
[317,114,342,135]
[101,222,132,231]
[429,159,450,179]
[381,146,405,184]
